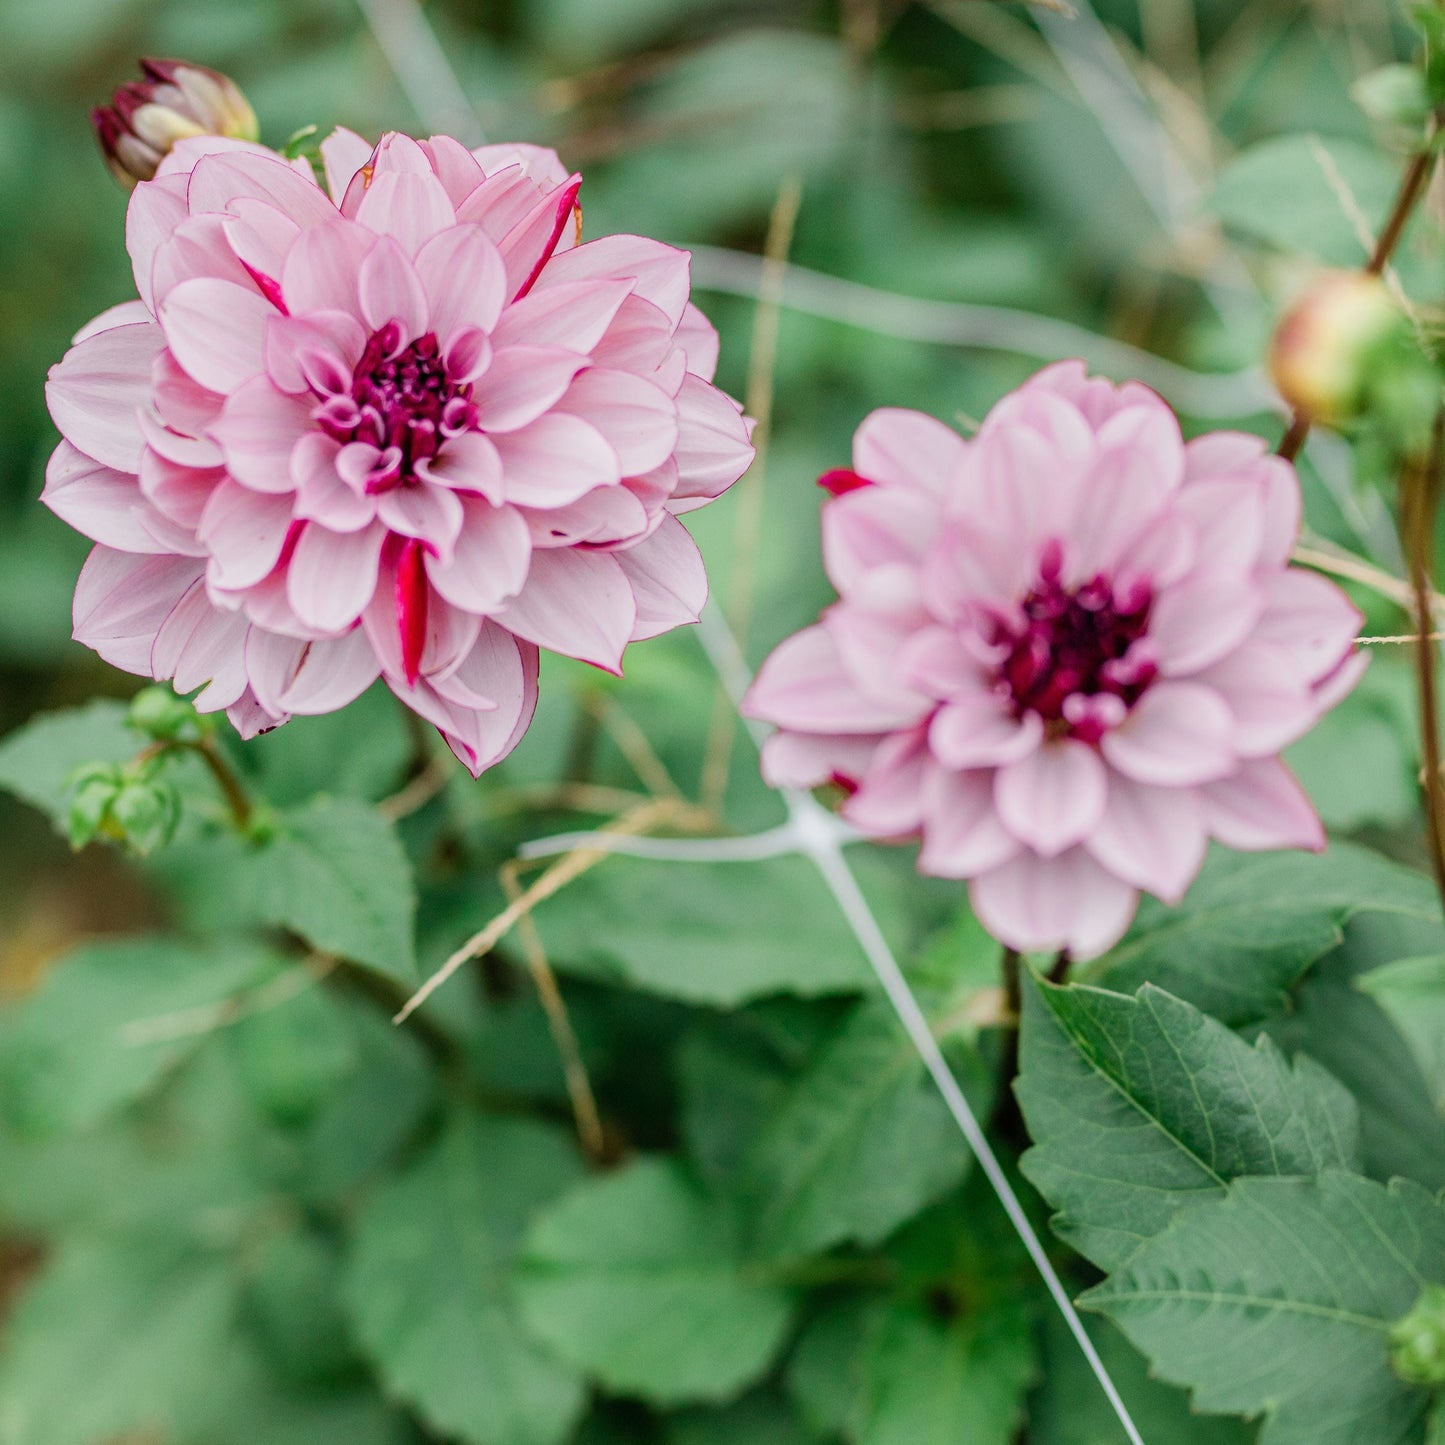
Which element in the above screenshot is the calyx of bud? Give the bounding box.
[92,58,258,189]
[1389,1284,1445,1387]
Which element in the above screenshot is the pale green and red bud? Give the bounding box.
[92,58,258,189]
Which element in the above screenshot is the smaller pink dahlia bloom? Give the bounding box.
[742,363,1364,958]
[46,129,752,773]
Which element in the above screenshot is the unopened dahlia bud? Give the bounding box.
[1268,271,1409,427]
[1390,1285,1445,1386]
[92,58,258,188]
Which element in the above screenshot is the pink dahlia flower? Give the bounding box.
[45,129,752,773]
[742,363,1363,958]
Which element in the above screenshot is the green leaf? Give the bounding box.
[740,998,985,1259]
[530,852,878,1003]
[156,796,418,983]
[1096,845,1440,1027]
[787,1295,1036,1445]
[1211,135,1401,265]
[667,1391,822,1445]
[1083,1173,1445,1445]
[0,699,137,824]
[246,1226,360,1384]
[0,937,272,1135]
[1017,976,1360,1272]
[1357,954,1445,1112]
[344,1110,586,1445]
[516,1157,797,1404]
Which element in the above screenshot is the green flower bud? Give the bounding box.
[65,766,123,850]
[1390,1284,1445,1387]
[128,685,199,741]
[109,780,181,856]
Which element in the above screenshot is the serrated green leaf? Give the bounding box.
[740,998,985,1259]
[344,1110,586,1445]
[1096,845,1440,1027]
[0,699,138,824]
[516,1157,797,1404]
[1017,977,1360,1272]
[1357,954,1445,1112]
[226,981,358,1126]
[155,797,418,983]
[1083,1173,1445,1445]
[0,937,273,1135]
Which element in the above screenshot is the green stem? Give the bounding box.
[186,736,254,832]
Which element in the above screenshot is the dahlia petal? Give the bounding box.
[292,433,379,531]
[282,221,374,317]
[414,224,508,340]
[1199,757,1325,853]
[743,625,930,734]
[42,441,161,553]
[917,767,1021,877]
[976,397,1091,547]
[844,732,929,835]
[320,127,374,206]
[263,310,366,395]
[286,522,385,633]
[127,175,189,311]
[471,142,569,188]
[1175,479,1266,578]
[160,278,274,393]
[899,625,984,699]
[1253,570,1363,684]
[1149,576,1264,676]
[227,689,287,737]
[357,236,430,337]
[224,199,302,302]
[74,301,155,346]
[853,408,968,496]
[614,514,707,639]
[150,214,256,303]
[47,322,164,472]
[414,430,505,502]
[675,304,720,382]
[588,295,677,377]
[1312,649,1369,713]
[1182,430,1268,483]
[1095,399,1185,497]
[536,235,691,327]
[427,497,532,614]
[672,375,753,502]
[199,480,295,590]
[150,579,251,707]
[1100,681,1235,785]
[73,547,203,675]
[493,413,621,507]
[492,277,634,353]
[187,151,333,227]
[1085,774,1208,903]
[370,132,435,177]
[1194,645,1317,756]
[354,170,457,255]
[420,135,487,204]
[472,345,587,432]
[376,483,465,564]
[138,445,221,532]
[501,176,582,300]
[246,627,381,717]
[969,847,1140,960]
[1025,360,1160,428]
[557,368,678,476]
[994,738,1108,858]
[498,548,636,672]
[453,165,541,238]
[823,484,939,594]
[929,694,1043,769]
[921,517,1030,616]
[760,730,882,791]
[1257,458,1303,568]
[520,486,650,549]
[151,348,225,439]
[211,377,311,493]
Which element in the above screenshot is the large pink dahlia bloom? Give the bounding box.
[742,363,1363,958]
[45,129,752,772]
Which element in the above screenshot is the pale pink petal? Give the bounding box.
[556,368,678,476]
[994,739,1108,857]
[743,625,930,734]
[160,278,274,393]
[354,170,457,255]
[1253,570,1362,685]
[823,485,939,594]
[73,300,155,344]
[499,176,582,300]
[473,346,586,432]
[844,732,929,836]
[1100,681,1236,785]
[1149,577,1264,676]
[672,374,753,503]
[414,431,505,502]
[970,848,1140,960]
[420,135,486,204]
[291,433,379,532]
[376,483,465,564]
[227,689,287,737]
[414,224,508,339]
[73,547,203,675]
[675,303,720,382]
[150,214,255,302]
[1194,645,1316,757]
[917,767,1022,877]
[42,441,161,553]
[47,322,164,472]
[852,408,969,496]
[1174,479,1266,577]
[929,694,1043,769]
[427,498,532,614]
[1199,757,1326,853]
[151,349,225,439]
[150,579,251,707]
[263,310,365,395]
[246,627,381,716]
[536,235,691,327]
[127,176,189,311]
[198,481,295,590]
[281,221,374,317]
[614,515,706,639]
[211,377,311,493]
[588,296,676,377]
[760,731,882,791]
[520,486,650,549]
[357,236,430,337]
[471,142,569,188]
[493,414,621,507]
[492,277,634,353]
[321,127,375,206]
[1085,774,1208,903]
[286,522,385,633]
[187,151,333,226]
[498,549,637,672]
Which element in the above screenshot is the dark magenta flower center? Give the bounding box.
[992,545,1155,744]
[314,322,480,493]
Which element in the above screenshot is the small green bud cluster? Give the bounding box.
[1390,1284,1445,1388]
[66,758,180,856]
